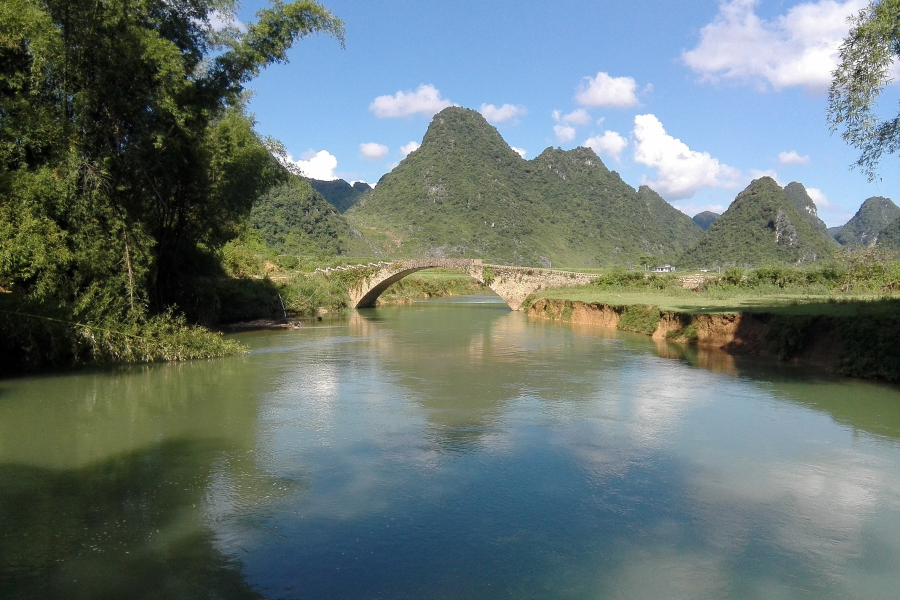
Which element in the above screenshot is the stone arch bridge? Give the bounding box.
[318,259,600,310]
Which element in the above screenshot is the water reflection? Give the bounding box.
[1,296,899,599]
[0,441,263,600]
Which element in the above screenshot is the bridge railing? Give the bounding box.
[314,261,395,275]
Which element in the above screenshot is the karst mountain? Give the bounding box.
[345,107,702,266]
[679,177,837,267]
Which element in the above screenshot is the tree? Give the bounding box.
[0,0,344,317]
[827,0,900,180]
[637,253,654,270]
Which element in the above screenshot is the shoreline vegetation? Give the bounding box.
[522,263,900,382]
[5,243,900,382]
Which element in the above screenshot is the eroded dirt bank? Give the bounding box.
[526,298,897,380]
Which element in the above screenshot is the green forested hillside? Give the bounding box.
[876,215,900,250]
[836,196,900,246]
[309,178,372,212]
[692,211,720,230]
[249,178,354,255]
[680,177,837,267]
[345,107,702,266]
[783,182,835,244]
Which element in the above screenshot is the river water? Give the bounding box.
[2,295,900,599]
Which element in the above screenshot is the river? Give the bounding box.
[2,295,899,599]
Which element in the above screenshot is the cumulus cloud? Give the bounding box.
[584,131,628,161]
[575,72,640,108]
[399,141,420,157]
[369,84,454,118]
[682,0,867,91]
[285,150,338,181]
[479,103,527,123]
[806,187,831,207]
[561,108,592,125]
[778,150,811,165]
[554,124,577,143]
[633,114,742,200]
[511,146,527,158]
[359,142,389,160]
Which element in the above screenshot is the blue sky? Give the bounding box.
[231,0,900,226]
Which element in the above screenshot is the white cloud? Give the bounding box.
[359,142,389,160]
[561,108,592,125]
[584,131,628,161]
[749,168,780,182]
[285,150,338,181]
[399,141,420,157]
[369,84,454,118]
[511,146,527,158]
[575,72,640,108]
[479,103,527,123]
[632,114,742,200]
[806,187,831,207]
[778,150,811,165]
[208,9,245,31]
[554,124,577,143]
[682,0,867,92]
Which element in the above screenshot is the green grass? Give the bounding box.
[528,285,900,317]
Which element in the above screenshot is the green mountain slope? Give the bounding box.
[835,196,900,246]
[692,211,720,230]
[249,178,355,255]
[680,177,836,267]
[783,182,836,245]
[309,178,372,213]
[345,107,702,266]
[875,215,900,250]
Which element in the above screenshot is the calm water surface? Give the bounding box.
[2,295,900,599]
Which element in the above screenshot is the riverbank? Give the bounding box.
[526,297,900,382]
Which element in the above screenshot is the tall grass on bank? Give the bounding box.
[0,297,244,376]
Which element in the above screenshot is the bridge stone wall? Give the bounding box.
[483,265,600,310]
[345,258,600,311]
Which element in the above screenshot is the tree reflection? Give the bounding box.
[0,441,262,600]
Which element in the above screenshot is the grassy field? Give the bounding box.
[526,285,900,317]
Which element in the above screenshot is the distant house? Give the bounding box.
[651,264,676,273]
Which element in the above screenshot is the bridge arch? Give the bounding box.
[329,259,600,311]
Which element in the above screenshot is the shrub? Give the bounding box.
[722,266,744,286]
[617,305,661,335]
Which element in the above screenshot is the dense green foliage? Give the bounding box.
[783,182,835,243]
[876,214,900,250]
[0,0,344,371]
[617,305,661,335]
[836,196,900,246]
[346,107,703,267]
[692,211,720,230]
[680,177,837,267]
[0,296,244,375]
[309,178,372,212]
[827,0,900,179]
[249,177,353,255]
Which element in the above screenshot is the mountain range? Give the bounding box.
[344,107,702,267]
[249,106,898,268]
